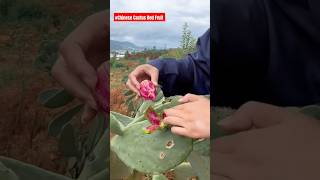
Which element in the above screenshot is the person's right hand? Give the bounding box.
[51,11,109,123]
[213,102,320,180]
[126,64,159,95]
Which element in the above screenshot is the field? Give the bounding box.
[110,60,141,115]
[0,0,105,175]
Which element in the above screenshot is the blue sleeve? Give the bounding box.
[149,29,211,96]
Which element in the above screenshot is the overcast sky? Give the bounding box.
[110,0,210,48]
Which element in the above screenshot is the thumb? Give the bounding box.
[217,101,288,133]
[178,93,200,103]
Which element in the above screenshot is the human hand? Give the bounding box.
[51,11,109,123]
[126,64,159,95]
[163,94,210,138]
[213,101,320,180]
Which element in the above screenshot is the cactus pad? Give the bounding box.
[111,120,193,173]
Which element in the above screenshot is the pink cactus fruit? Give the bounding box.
[95,62,109,116]
[139,80,157,101]
[145,107,161,126]
[143,107,167,134]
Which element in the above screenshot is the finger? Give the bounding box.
[171,126,189,136]
[163,117,185,127]
[129,70,142,89]
[81,104,97,124]
[217,101,288,133]
[126,80,140,95]
[164,108,185,119]
[144,68,158,86]
[178,93,200,103]
[52,55,98,110]
[59,40,98,91]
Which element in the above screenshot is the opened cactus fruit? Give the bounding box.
[143,107,167,134]
[139,80,157,101]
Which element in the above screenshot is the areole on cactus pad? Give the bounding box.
[143,107,167,134]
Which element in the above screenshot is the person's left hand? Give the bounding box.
[163,94,210,139]
[213,102,320,180]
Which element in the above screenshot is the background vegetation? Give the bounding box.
[0,0,105,176]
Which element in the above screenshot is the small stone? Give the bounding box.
[159,152,166,159]
[166,140,175,149]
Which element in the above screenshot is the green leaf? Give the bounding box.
[48,104,83,137]
[134,100,154,119]
[188,152,210,180]
[155,88,164,102]
[0,162,19,180]
[124,89,134,96]
[174,162,197,180]
[34,40,59,72]
[111,111,133,127]
[125,94,136,106]
[38,89,74,108]
[110,113,125,135]
[0,156,72,180]
[88,170,108,180]
[193,139,210,156]
[111,121,193,173]
[78,130,108,180]
[84,113,106,154]
[58,123,80,158]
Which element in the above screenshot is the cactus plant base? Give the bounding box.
[111,120,193,174]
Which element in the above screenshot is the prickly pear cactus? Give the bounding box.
[111,92,193,174]
[111,120,193,173]
[0,156,72,180]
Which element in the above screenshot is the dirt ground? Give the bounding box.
[0,0,102,175]
[110,60,141,115]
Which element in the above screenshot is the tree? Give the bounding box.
[124,50,129,59]
[180,23,197,55]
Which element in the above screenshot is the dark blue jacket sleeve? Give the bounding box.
[149,29,211,97]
